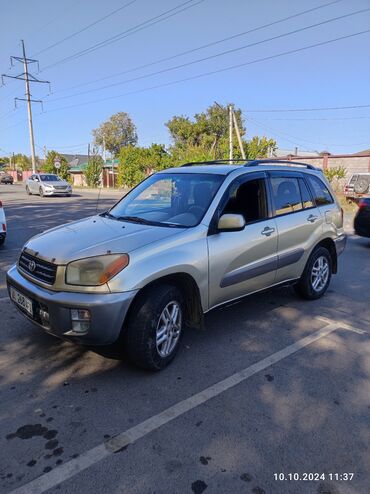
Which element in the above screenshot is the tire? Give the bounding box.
[124,284,184,371]
[39,187,44,197]
[295,246,332,300]
[354,178,369,194]
[26,186,32,195]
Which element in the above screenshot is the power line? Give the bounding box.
[248,116,369,147]
[253,115,370,121]
[46,7,370,103]
[32,0,138,57]
[43,29,370,114]
[41,0,206,71]
[48,0,344,95]
[244,104,370,113]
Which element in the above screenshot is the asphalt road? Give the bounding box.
[0,184,369,494]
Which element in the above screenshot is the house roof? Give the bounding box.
[61,154,90,167]
[69,159,120,173]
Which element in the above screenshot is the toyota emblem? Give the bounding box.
[28,260,36,272]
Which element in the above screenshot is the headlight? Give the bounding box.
[66,254,129,286]
[44,185,54,189]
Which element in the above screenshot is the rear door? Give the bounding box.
[268,171,324,284]
[305,173,343,234]
[207,172,278,309]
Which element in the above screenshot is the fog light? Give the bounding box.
[71,309,91,334]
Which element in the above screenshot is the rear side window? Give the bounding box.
[307,175,334,206]
[298,178,314,209]
[270,177,303,216]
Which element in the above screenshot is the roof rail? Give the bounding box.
[181,159,251,167]
[245,159,316,170]
[180,158,317,170]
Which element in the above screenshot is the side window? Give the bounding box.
[270,177,303,216]
[298,178,314,209]
[222,178,268,224]
[307,175,334,206]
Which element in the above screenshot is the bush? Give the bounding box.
[85,155,103,187]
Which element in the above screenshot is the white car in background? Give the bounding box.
[25,173,72,197]
[0,199,6,246]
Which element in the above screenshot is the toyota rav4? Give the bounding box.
[7,160,346,370]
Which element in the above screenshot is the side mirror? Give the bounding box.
[217,214,246,232]
[34,178,39,182]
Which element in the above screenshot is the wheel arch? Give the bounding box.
[313,237,337,274]
[124,272,205,332]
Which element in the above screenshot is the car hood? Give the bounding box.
[23,215,181,264]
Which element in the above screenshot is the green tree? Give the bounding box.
[85,154,103,187]
[118,144,170,188]
[324,166,347,191]
[244,136,277,159]
[13,153,31,171]
[43,151,69,180]
[166,103,245,160]
[92,112,138,157]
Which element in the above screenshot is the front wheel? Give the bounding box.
[295,247,332,300]
[124,284,184,370]
[26,186,32,195]
[39,187,44,197]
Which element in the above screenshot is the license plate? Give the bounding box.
[10,287,33,317]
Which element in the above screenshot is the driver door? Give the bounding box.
[207,173,278,309]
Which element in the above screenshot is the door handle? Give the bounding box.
[307,214,318,223]
[261,226,275,237]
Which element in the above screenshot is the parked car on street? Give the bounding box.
[354,198,370,238]
[0,200,7,246]
[7,160,346,370]
[25,173,72,197]
[0,173,14,184]
[344,173,370,202]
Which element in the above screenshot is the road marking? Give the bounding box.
[9,319,349,494]
[317,316,368,335]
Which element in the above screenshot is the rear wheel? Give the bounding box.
[295,246,332,300]
[26,186,32,195]
[39,187,44,197]
[124,284,184,370]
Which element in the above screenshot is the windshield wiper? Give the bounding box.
[115,215,154,225]
[100,211,117,220]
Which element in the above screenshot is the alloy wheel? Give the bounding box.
[156,301,182,358]
[311,255,329,292]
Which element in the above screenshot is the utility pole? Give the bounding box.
[232,109,246,159]
[1,40,50,173]
[228,105,233,160]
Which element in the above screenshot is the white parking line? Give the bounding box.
[9,318,352,494]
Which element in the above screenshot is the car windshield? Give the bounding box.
[106,172,224,227]
[40,174,61,182]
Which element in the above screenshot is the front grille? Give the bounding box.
[18,251,57,285]
[54,186,67,190]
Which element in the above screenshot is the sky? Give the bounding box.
[0,0,369,158]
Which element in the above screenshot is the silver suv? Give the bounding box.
[7,160,346,370]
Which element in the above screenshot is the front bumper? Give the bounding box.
[44,189,72,196]
[6,265,137,346]
[334,234,347,256]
